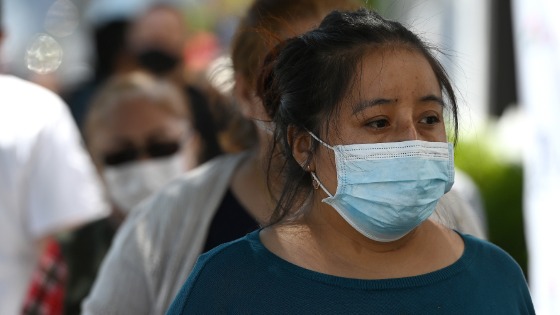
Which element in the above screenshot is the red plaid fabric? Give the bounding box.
[21,238,67,315]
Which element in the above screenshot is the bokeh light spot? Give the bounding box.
[25,34,63,74]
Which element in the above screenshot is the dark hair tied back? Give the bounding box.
[257,39,292,120]
[258,8,459,225]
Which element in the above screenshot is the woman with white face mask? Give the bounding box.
[57,71,200,314]
[85,71,199,215]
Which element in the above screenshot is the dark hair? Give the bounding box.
[94,19,130,81]
[258,8,459,225]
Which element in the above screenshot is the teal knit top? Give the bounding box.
[167,229,535,314]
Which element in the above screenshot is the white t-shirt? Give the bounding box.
[0,75,109,315]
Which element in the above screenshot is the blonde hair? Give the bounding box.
[84,71,188,146]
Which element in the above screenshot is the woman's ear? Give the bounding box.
[288,126,313,171]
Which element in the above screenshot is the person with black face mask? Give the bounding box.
[127,3,226,164]
[136,48,181,76]
[127,4,187,85]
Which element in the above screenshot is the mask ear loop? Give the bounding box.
[307,131,334,150]
[307,129,352,159]
[307,130,361,162]
[306,131,335,197]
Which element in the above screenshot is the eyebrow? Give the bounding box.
[352,94,444,115]
[420,95,445,106]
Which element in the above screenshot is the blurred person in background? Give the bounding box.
[127,3,187,86]
[85,71,201,219]
[0,1,109,313]
[58,71,202,314]
[64,1,226,165]
[83,1,485,314]
[126,3,228,161]
[63,17,137,130]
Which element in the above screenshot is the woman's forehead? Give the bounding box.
[347,47,439,101]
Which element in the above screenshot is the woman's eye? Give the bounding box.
[367,118,390,129]
[420,115,441,125]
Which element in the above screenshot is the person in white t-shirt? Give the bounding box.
[0,8,110,313]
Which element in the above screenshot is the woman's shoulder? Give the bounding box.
[455,233,534,313]
[195,229,263,269]
[168,229,267,314]
[460,233,526,279]
[184,229,273,291]
[462,233,514,260]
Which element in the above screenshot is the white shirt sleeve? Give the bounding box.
[23,87,109,238]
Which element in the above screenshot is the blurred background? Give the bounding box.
[2,0,558,313]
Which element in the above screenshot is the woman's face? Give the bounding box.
[315,46,446,194]
[90,99,189,171]
[90,98,198,213]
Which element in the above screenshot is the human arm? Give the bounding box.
[25,89,109,240]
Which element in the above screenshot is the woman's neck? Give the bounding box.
[261,201,464,279]
[230,140,284,225]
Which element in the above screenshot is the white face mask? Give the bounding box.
[103,153,184,214]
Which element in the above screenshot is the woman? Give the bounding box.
[82,1,365,314]
[167,9,534,314]
[83,1,484,314]
[84,71,200,215]
[60,71,200,314]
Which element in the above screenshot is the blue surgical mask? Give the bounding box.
[309,133,455,242]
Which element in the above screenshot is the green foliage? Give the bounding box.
[361,0,379,9]
[455,139,528,277]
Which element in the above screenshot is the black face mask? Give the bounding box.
[136,49,181,76]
